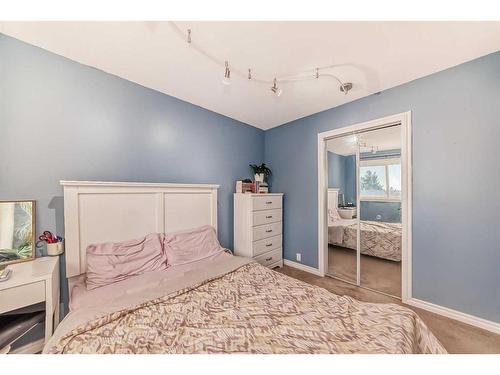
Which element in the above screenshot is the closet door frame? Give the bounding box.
[317,111,412,303]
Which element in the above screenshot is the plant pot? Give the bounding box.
[254,173,265,183]
[46,242,64,256]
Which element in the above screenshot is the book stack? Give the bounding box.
[258,182,269,193]
[236,180,269,193]
[235,180,253,193]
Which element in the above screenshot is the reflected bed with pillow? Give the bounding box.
[328,207,402,262]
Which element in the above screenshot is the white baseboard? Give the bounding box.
[406,298,500,335]
[283,259,323,276]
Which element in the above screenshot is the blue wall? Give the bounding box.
[265,51,500,323]
[328,151,356,203]
[327,152,356,204]
[327,151,345,194]
[0,34,264,313]
[344,155,356,204]
[360,201,401,223]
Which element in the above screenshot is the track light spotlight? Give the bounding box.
[222,61,231,85]
[271,78,282,97]
[340,82,353,94]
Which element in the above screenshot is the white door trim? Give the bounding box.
[317,111,413,303]
[283,259,324,276]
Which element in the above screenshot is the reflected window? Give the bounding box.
[360,158,401,200]
[360,165,387,198]
[388,164,401,199]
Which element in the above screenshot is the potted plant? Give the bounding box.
[250,163,272,182]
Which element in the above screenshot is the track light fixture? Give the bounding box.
[271,78,282,97]
[169,22,353,99]
[222,61,231,85]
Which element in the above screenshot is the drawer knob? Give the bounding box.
[265,257,273,261]
[266,243,273,247]
[266,201,272,204]
[265,215,273,219]
[265,229,273,233]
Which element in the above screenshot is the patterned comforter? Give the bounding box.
[45,258,445,354]
[329,220,402,261]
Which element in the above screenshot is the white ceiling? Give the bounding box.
[327,125,401,156]
[1,21,499,130]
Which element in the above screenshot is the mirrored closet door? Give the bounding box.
[326,124,403,299]
[326,134,359,285]
[358,125,402,298]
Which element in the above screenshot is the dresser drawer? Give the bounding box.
[252,195,282,211]
[0,281,45,314]
[253,234,282,257]
[253,209,282,226]
[254,248,282,267]
[253,222,282,242]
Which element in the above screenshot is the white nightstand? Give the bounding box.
[338,207,357,219]
[0,257,60,353]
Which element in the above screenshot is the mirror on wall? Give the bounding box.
[326,134,358,284]
[358,125,402,297]
[0,200,36,266]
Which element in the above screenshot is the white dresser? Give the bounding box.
[234,193,283,268]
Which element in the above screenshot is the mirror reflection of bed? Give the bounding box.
[326,125,402,298]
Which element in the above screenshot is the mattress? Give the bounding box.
[329,220,402,261]
[44,254,444,354]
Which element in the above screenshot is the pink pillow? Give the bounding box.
[164,225,225,266]
[86,233,167,290]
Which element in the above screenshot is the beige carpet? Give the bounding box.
[328,245,401,298]
[277,265,500,354]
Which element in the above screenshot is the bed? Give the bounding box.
[43,181,445,354]
[327,188,402,262]
[328,218,402,262]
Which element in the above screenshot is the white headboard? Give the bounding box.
[61,181,219,279]
[327,188,339,211]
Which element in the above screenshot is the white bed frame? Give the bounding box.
[61,181,219,285]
